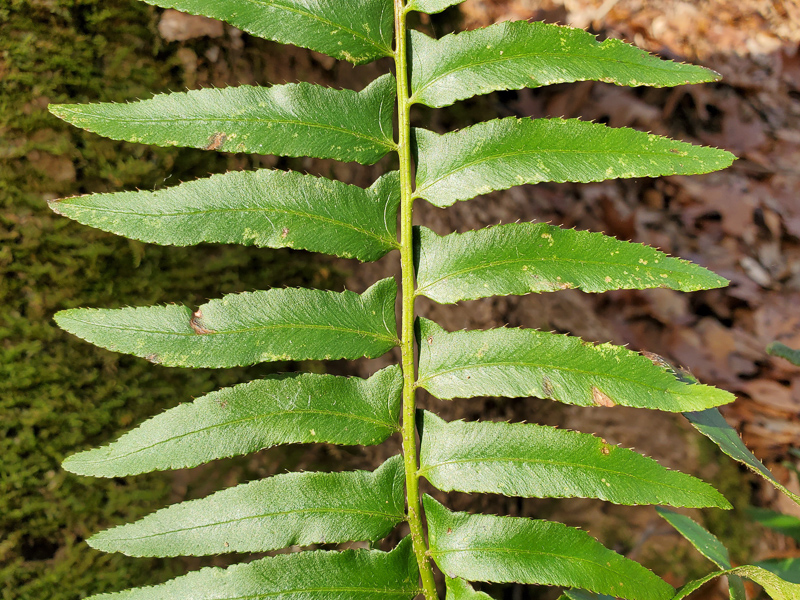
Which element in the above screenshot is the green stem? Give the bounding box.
[395,2,438,599]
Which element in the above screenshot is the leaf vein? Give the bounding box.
[417,360,678,395]
[416,145,690,198]
[78,409,395,465]
[419,456,691,494]
[412,49,687,103]
[416,255,692,294]
[432,546,631,580]
[74,205,398,248]
[68,113,396,150]
[104,507,402,542]
[64,318,398,344]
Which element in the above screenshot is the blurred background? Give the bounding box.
[2,1,800,598]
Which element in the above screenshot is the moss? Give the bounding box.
[699,437,758,566]
[2,2,338,598]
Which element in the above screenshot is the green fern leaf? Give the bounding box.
[82,539,421,600]
[674,566,800,600]
[414,118,735,207]
[54,278,398,368]
[416,318,734,412]
[417,411,730,508]
[49,170,400,262]
[89,456,405,556]
[656,507,745,600]
[414,224,727,304]
[766,341,800,366]
[410,23,719,108]
[49,74,396,164]
[656,507,733,569]
[747,507,800,543]
[685,409,800,504]
[445,577,493,600]
[406,0,464,14]
[424,496,674,600]
[63,367,402,477]
[140,0,394,64]
[753,559,800,585]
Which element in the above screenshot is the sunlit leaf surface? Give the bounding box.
[417,318,734,412]
[410,23,719,108]
[141,0,394,64]
[425,496,674,600]
[55,278,399,368]
[50,74,397,164]
[415,224,727,303]
[64,368,403,476]
[83,540,421,600]
[414,118,735,207]
[51,171,400,262]
[89,456,406,556]
[418,411,730,508]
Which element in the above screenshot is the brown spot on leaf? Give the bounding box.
[641,350,673,370]
[592,386,616,407]
[542,376,554,398]
[47,198,65,214]
[204,132,227,151]
[190,309,216,335]
[427,336,433,345]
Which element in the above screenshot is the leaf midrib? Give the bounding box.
[432,543,634,581]
[103,507,403,542]
[67,204,398,248]
[77,408,397,465]
[66,317,399,344]
[415,144,694,198]
[418,455,699,497]
[417,358,680,397]
[412,46,695,103]
[62,111,396,150]
[416,254,701,295]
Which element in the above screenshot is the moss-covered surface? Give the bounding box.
[1,2,337,598]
